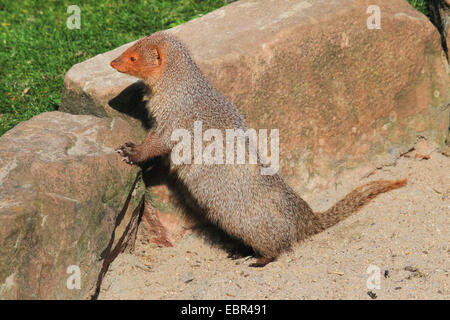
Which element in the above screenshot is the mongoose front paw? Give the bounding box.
[116,142,140,165]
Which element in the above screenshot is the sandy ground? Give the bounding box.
[98,147,449,300]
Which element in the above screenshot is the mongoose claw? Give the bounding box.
[121,157,133,165]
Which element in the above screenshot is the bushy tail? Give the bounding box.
[316,179,407,229]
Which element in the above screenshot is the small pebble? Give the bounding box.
[182,272,194,283]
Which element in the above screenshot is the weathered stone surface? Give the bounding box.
[61,44,148,140]
[139,202,189,247]
[61,0,449,195]
[0,112,144,299]
[138,166,203,248]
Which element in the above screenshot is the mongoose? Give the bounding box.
[110,31,406,267]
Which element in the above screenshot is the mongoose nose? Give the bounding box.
[110,60,116,69]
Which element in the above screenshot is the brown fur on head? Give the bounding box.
[110,38,165,84]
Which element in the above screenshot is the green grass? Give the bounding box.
[0,0,229,135]
[407,0,429,17]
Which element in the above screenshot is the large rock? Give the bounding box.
[0,112,145,299]
[61,0,450,194]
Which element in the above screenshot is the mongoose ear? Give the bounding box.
[150,47,162,67]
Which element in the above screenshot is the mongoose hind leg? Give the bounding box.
[249,256,275,268]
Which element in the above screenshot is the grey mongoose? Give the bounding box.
[110,32,406,267]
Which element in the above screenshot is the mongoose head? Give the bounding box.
[110,32,195,87]
[110,38,164,84]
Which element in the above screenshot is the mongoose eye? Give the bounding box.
[130,56,136,62]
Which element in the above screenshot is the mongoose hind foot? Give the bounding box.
[227,244,254,260]
[249,257,275,268]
